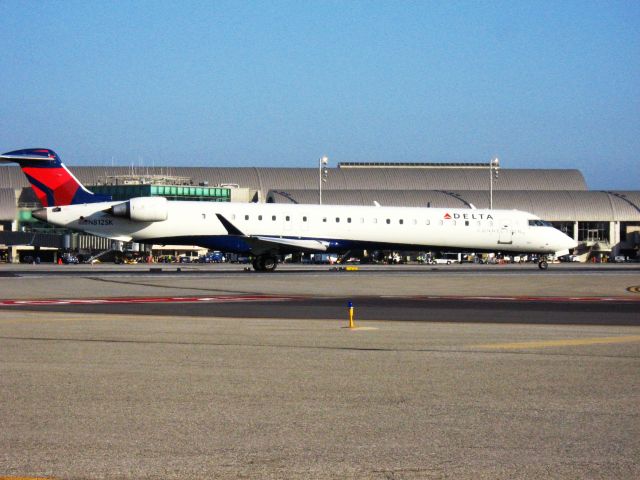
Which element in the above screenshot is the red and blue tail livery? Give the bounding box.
[0,148,111,206]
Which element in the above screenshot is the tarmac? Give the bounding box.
[0,262,638,299]
[0,263,639,479]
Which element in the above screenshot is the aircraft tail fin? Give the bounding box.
[0,148,112,206]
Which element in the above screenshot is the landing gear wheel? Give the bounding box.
[261,256,278,272]
[252,255,278,272]
[538,260,548,270]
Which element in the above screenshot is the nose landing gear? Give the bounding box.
[538,256,549,270]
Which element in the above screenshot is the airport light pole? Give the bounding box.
[489,157,500,210]
[319,156,328,204]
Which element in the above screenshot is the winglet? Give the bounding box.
[216,213,245,236]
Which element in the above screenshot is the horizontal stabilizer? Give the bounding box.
[0,153,56,163]
[1,149,59,164]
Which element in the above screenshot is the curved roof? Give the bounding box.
[2,164,637,222]
[0,165,588,194]
[0,188,16,221]
[266,190,640,222]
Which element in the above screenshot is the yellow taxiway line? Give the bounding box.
[472,335,640,350]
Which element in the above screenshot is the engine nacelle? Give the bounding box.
[110,197,168,222]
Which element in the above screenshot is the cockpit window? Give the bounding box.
[528,219,553,227]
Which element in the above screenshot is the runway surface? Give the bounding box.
[1,294,639,326]
[0,263,639,479]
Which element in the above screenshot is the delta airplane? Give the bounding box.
[1,148,577,271]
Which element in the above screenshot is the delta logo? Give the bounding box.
[444,212,494,220]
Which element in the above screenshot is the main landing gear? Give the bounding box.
[252,255,278,272]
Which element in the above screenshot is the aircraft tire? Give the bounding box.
[252,255,277,272]
[538,260,548,270]
[262,256,278,272]
[252,257,261,271]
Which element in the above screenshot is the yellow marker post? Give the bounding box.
[348,300,355,328]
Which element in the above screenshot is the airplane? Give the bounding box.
[1,148,577,271]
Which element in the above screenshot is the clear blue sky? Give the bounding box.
[1,0,638,189]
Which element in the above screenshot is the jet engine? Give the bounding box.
[110,197,168,222]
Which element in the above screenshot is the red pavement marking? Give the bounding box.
[0,295,296,306]
[0,294,638,307]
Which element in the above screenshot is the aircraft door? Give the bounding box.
[498,221,513,244]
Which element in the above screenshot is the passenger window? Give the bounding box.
[465,221,469,226]
[303,216,307,222]
[272,215,276,221]
[347,218,351,223]
[286,216,290,221]
[245,215,249,220]
[258,215,262,221]
[336,217,340,223]
[386,219,390,224]
[425,219,430,225]
[399,219,404,225]
[323,217,327,223]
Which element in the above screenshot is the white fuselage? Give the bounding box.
[38,200,577,255]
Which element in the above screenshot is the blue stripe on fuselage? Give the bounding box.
[140,234,533,256]
[137,235,421,254]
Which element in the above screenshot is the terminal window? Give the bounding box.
[578,222,609,242]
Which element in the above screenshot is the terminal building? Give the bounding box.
[1,162,638,262]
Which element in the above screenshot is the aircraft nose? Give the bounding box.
[32,208,48,222]
[559,232,578,251]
